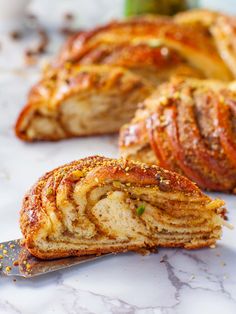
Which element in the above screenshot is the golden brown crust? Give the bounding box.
[56,15,231,80]
[175,9,236,79]
[174,9,218,27]
[20,156,224,259]
[119,77,236,192]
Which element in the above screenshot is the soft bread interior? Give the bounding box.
[19,87,150,140]
[60,89,147,135]
[120,144,158,165]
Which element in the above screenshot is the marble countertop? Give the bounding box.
[0,1,236,314]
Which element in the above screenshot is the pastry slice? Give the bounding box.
[20,156,226,259]
[15,65,152,141]
[119,77,236,192]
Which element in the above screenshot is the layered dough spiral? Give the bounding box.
[119,77,236,192]
[20,156,225,259]
[15,10,236,142]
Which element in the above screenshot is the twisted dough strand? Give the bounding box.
[119,78,236,192]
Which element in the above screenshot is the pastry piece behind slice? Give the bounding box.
[119,77,236,192]
[15,65,152,141]
[20,156,226,259]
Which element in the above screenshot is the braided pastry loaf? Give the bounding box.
[20,156,225,259]
[119,78,236,192]
[15,11,235,142]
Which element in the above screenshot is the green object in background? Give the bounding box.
[124,0,199,16]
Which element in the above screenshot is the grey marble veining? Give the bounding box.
[0,1,236,314]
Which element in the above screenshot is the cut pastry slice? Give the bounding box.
[20,156,226,259]
[119,77,236,192]
[15,65,152,141]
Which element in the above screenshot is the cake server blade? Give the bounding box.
[0,239,111,278]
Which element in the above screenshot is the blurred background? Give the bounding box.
[0,0,235,71]
[27,0,236,27]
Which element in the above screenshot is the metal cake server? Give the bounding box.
[0,239,111,278]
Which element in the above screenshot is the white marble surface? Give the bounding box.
[0,1,236,314]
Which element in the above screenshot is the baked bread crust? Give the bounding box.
[20,156,225,259]
[119,77,236,192]
[175,9,236,78]
[57,15,231,80]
